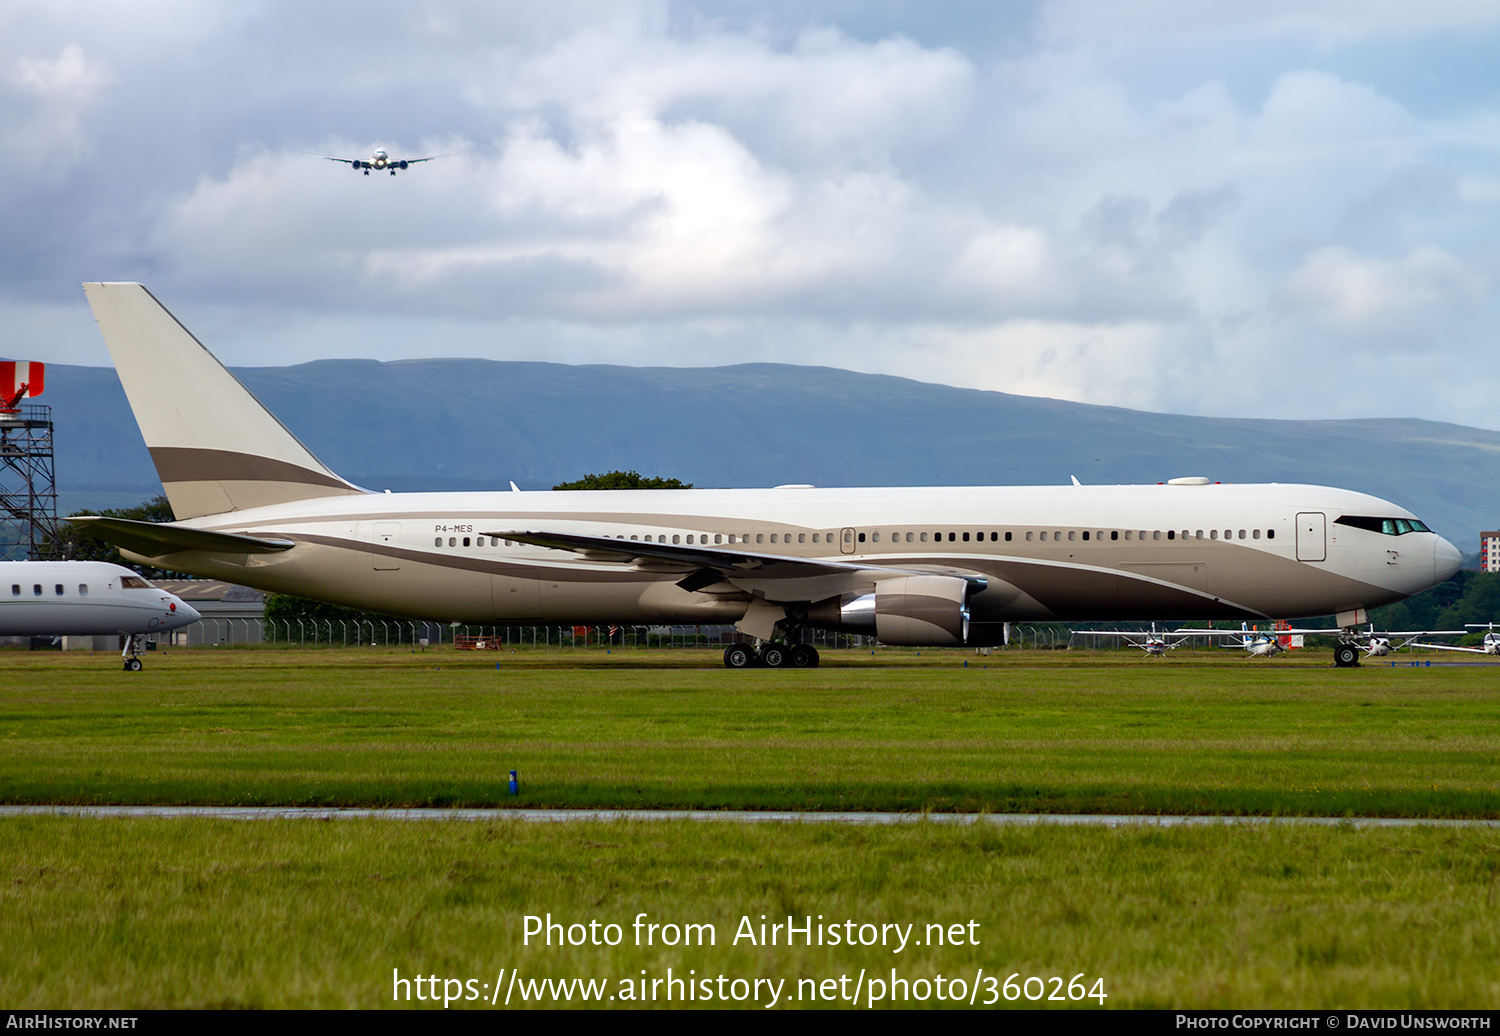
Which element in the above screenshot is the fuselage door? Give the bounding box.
[373,522,401,570]
[1295,512,1326,563]
[840,527,856,555]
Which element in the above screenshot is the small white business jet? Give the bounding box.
[0,560,200,670]
[73,283,1462,670]
[312,148,453,176]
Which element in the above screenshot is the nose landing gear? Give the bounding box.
[122,634,146,672]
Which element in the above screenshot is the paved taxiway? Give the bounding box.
[3,806,1497,828]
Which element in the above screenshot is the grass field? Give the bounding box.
[3,646,1498,1009]
[2,646,1497,816]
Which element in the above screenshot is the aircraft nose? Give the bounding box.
[169,600,202,627]
[1434,536,1462,584]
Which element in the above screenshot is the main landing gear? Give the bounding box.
[722,641,820,669]
[122,634,146,672]
[1333,641,1361,668]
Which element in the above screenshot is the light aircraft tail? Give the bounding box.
[82,283,365,520]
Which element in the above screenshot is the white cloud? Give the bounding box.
[1276,245,1483,333]
[1038,0,1500,46]
[3,1,1500,431]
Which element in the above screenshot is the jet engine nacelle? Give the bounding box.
[398,160,409,170]
[809,574,976,646]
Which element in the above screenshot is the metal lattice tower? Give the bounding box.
[0,404,58,560]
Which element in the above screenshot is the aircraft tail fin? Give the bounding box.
[83,283,365,520]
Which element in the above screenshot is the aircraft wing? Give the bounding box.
[69,516,295,557]
[1407,641,1494,655]
[313,155,359,166]
[403,154,453,164]
[488,529,988,601]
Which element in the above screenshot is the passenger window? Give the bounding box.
[672,535,681,544]
[1068,531,1077,541]
[1080,531,1088,541]
[462,537,471,547]
[907,532,914,543]
[433,537,442,547]
[757,534,764,544]
[1208,530,1216,540]
[962,532,970,542]
[1267,529,1275,539]
[9,584,17,596]
[1166,531,1174,540]
[1238,530,1246,540]
[1252,529,1260,540]
[1026,532,1034,541]
[32,584,41,596]
[872,532,880,543]
[79,584,88,596]
[948,532,956,542]
[920,532,928,542]
[797,534,804,544]
[810,534,818,543]
[858,533,866,543]
[448,537,456,547]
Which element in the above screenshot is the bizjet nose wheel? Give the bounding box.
[723,644,754,669]
[124,658,143,672]
[758,644,788,668]
[1333,644,1360,668]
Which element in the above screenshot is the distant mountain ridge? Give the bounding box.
[39,358,1499,547]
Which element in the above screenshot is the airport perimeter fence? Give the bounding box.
[228,619,889,651]
[186,617,1073,652]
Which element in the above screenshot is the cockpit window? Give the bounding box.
[120,575,154,589]
[1335,515,1431,536]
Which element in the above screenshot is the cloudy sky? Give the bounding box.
[4,1,1499,428]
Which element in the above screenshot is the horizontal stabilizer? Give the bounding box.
[69,516,295,557]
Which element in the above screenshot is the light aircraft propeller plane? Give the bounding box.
[0,560,200,670]
[1411,623,1500,656]
[1071,623,1186,656]
[73,283,1462,669]
[311,148,453,175]
[1176,621,1466,663]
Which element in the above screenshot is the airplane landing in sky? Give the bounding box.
[0,560,200,670]
[311,148,453,175]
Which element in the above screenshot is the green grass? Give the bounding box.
[4,646,1499,1009]
[1,648,1496,815]
[3,816,1498,1009]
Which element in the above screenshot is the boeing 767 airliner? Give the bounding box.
[73,283,1460,668]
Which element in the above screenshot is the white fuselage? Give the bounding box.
[141,481,1460,636]
[0,561,200,636]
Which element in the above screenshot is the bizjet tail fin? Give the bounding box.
[82,282,365,520]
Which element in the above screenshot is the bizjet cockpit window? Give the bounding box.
[1335,516,1432,536]
[120,575,154,589]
